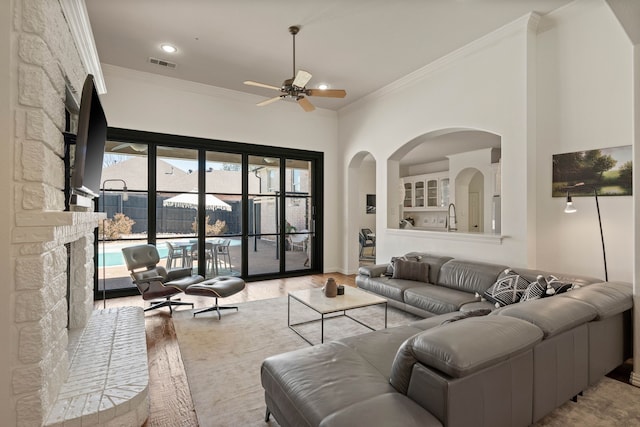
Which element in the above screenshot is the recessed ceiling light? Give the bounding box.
[318,84,329,90]
[161,44,177,53]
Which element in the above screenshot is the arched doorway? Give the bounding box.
[347,152,377,273]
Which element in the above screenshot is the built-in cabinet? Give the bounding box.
[403,172,449,211]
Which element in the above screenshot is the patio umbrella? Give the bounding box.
[163,193,232,211]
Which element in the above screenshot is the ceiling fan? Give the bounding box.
[244,25,346,112]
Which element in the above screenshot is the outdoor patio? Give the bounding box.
[100,237,310,291]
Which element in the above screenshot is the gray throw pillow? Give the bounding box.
[385,255,422,276]
[392,259,429,282]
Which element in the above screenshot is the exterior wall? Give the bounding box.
[8,0,102,425]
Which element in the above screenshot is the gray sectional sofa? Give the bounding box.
[261,253,633,427]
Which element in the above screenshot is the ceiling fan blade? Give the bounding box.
[112,143,130,151]
[257,96,284,107]
[292,70,312,88]
[244,80,281,91]
[306,89,347,98]
[297,96,315,112]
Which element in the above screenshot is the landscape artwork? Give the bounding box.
[552,145,632,197]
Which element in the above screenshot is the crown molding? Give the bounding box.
[341,12,540,115]
[60,0,106,94]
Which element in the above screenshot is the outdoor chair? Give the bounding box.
[165,241,192,269]
[289,230,309,252]
[215,239,232,273]
[359,230,375,258]
[187,241,218,276]
[122,244,204,314]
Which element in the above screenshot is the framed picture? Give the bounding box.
[366,194,376,214]
[552,145,632,197]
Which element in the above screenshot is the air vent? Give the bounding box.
[149,57,177,69]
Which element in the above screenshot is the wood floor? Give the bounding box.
[98,273,356,427]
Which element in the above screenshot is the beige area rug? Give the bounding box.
[174,298,640,427]
[173,296,418,427]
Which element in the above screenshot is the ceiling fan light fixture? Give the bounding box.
[160,44,177,53]
[244,25,346,112]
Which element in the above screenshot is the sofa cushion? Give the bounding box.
[437,259,508,294]
[356,276,423,303]
[404,285,481,315]
[390,316,543,393]
[319,393,442,427]
[393,259,430,282]
[483,268,530,307]
[559,281,633,319]
[261,341,395,427]
[403,253,454,284]
[337,325,425,378]
[494,296,598,338]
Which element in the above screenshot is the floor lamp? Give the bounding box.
[563,182,608,281]
[101,179,128,308]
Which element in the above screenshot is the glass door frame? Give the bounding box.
[96,127,324,300]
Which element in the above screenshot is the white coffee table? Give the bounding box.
[288,286,387,345]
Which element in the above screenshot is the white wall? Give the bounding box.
[339,1,634,283]
[339,14,537,273]
[359,162,376,232]
[536,0,633,281]
[99,65,341,272]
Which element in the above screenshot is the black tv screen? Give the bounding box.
[71,74,106,200]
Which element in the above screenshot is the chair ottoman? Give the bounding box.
[185,276,246,319]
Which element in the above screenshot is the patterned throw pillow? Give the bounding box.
[392,259,430,282]
[520,276,547,302]
[544,275,579,295]
[483,268,530,308]
[520,275,580,302]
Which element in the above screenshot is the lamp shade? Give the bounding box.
[564,194,576,213]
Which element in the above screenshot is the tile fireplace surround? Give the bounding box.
[7,0,149,425]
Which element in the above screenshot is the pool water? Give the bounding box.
[99,239,240,267]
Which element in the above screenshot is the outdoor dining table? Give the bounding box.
[166,241,194,269]
[167,239,226,276]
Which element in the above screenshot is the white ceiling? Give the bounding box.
[85,0,572,113]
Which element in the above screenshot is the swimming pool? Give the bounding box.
[99,239,240,267]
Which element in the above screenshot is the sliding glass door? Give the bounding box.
[97,128,323,300]
[247,156,315,276]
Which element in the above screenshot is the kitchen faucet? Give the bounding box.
[447,203,457,232]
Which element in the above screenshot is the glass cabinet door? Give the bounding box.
[414,181,425,207]
[403,182,412,207]
[427,179,438,207]
[440,178,450,207]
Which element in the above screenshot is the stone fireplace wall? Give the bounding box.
[9,0,104,425]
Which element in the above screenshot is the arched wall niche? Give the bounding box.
[388,128,501,233]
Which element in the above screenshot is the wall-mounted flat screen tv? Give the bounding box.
[70,74,106,205]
